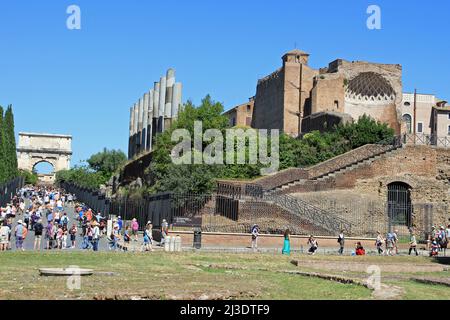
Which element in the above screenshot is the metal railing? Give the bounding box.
[404,133,450,148]
[264,192,353,236]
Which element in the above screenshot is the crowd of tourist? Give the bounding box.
[1,186,450,256]
[0,186,169,252]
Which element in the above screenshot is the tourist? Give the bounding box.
[33,219,44,251]
[161,219,169,246]
[91,221,100,252]
[67,194,73,205]
[409,230,418,256]
[56,224,64,249]
[355,242,366,256]
[45,221,54,250]
[123,225,131,249]
[56,198,63,212]
[14,220,24,251]
[0,221,10,251]
[23,210,30,229]
[307,235,318,255]
[430,238,439,257]
[438,226,447,253]
[386,232,395,256]
[117,216,123,232]
[22,222,28,248]
[108,231,117,251]
[375,231,384,255]
[251,224,260,252]
[131,218,139,242]
[282,229,291,256]
[392,229,399,255]
[69,223,78,248]
[61,212,69,228]
[337,230,345,255]
[143,221,153,252]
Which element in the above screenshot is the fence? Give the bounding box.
[404,133,450,148]
[59,180,446,239]
[0,176,25,207]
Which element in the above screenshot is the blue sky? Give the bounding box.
[1,0,449,169]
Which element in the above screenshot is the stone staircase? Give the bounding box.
[313,147,402,183]
[266,142,403,194]
[263,193,353,236]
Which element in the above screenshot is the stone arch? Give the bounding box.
[402,113,413,134]
[32,159,56,174]
[17,132,72,183]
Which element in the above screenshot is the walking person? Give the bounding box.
[131,218,139,242]
[22,222,28,250]
[386,232,395,256]
[62,225,68,250]
[161,219,169,246]
[14,220,24,251]
[251,224,260,253]
[69,223,77,249]
[282,229,291,256]
[375,231,384,255]
[142,222,153,252]
[45,221,53,250]
[123,225,132,250]
[91,221,100,252]
[337,230,345,255]
[409,230,418,256]
[0,221,10,251]
[392,229,399,255]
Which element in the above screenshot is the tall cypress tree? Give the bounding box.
[0,106,6,183]
[4,105,18,180]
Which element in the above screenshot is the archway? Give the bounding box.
[387,182,412,229]
[17,132,72,184]
[32,160,55,175]
[402,114,412,134]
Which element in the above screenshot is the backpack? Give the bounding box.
[34,223,43,234]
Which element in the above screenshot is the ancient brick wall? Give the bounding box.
[252,68,285,131]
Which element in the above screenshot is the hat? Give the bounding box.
[147,221,152,225]
[17,220,23,224]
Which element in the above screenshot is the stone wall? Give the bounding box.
[252,68,285,131]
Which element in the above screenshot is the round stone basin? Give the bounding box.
[39,268,94,276]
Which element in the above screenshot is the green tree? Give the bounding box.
[4,106,18,179]
[86,148,127,180]
[0,106,5,182]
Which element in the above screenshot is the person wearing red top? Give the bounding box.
[355,242,366,256]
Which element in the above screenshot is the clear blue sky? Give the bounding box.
[1,0,449,168]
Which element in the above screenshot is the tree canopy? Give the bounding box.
[0,105,19,183]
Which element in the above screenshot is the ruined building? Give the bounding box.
[228,49,405,136]
[128,68,183,159]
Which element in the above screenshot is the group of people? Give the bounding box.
[250,224,450,257]
[0,185,174,253]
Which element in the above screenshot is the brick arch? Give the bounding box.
[384,177,417,189]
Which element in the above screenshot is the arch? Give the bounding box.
[387,182,412,229]
[32,160,56,174]
[345,72,396,104]
[402,113,413,134]
[17,132,72,183]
